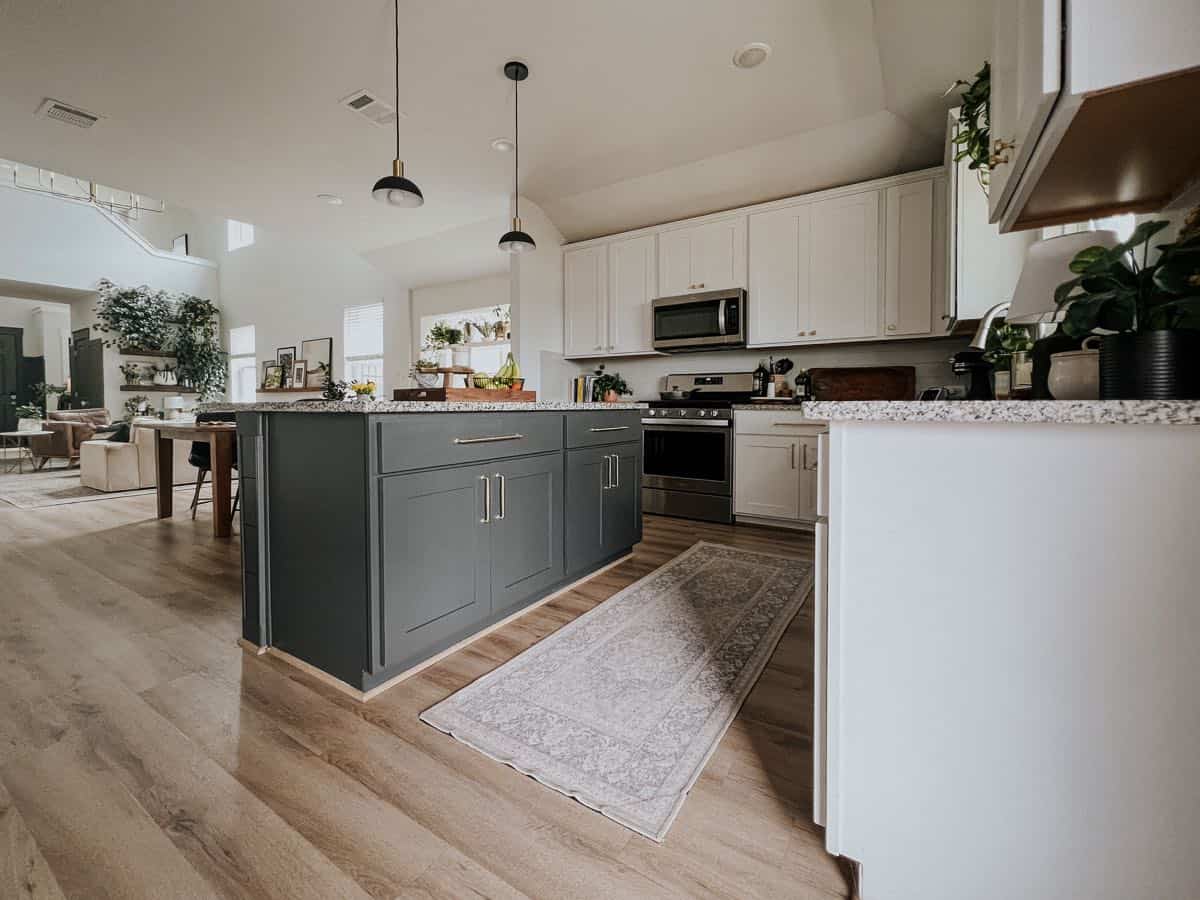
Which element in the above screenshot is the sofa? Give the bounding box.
[79,419,201,492]
[30,408,112,467]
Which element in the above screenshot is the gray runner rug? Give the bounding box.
[420,540,812,841]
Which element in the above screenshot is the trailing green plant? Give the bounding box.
[173,294,226,400]
[95,278,172,350]
[983,322,1033,369]
[949,61,991,189]
[1055,208,1200,338]
[122,395,150,421]
[592,364,631,400]
[14,403,42,421]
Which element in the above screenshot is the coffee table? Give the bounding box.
[0,430,52,474]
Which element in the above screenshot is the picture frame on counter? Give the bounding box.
[291,360,307,388]
[262,363,283,390]
[300,337,333,387]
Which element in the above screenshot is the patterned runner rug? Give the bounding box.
[421,541,812,841]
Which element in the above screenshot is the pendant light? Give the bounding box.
[371,0,423,207]
[498,61,535,253]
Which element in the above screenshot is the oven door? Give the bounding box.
[641,421,732,496]
[652,293,744,351]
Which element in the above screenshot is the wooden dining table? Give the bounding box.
[146,420,238,538]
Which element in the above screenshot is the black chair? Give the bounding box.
[188,411,240,519]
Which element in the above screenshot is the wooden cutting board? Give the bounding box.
[807,366,916,401]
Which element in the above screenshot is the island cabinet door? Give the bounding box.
[565,446,608,577]
[602,441,642,556]
[378,464,492,672]
[488,452,565,618]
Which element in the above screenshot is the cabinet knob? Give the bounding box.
[887,324,897,332]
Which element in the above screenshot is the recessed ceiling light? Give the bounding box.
[491,137,515,153]
[317,193,343,205]
[732,42,772,69]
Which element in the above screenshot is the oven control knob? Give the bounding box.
[647,409,656,416]
[697,410,707,417]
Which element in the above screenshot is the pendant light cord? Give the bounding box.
[513,76,519,220]
[393,0,400,161]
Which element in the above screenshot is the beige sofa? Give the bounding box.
[79,419,201,492]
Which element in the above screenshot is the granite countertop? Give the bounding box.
[199,400,647,414]
[732,400,1200,425]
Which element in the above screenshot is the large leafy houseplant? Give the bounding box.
[1055,208,1200,398]
[95,279,172,351]
[949,62,991,190]
[173,294,226,400]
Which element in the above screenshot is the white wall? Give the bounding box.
[510,201,568,400]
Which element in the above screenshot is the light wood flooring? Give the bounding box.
[0,490,851,899]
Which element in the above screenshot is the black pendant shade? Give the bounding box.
[500,60,534,253]
[373,0,423,206]
[372,161,424,207]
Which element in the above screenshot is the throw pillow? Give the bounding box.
[104,423,131,443]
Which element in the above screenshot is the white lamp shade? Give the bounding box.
[163,396,185,410]
[1007,230,1121,324]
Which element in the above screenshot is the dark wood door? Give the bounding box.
[70,338,104,410]
[489,452,564,617]
[0,327,22,432]
[378,463,492,671]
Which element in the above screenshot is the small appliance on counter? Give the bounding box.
[642,371,754,523]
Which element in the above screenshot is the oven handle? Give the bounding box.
[641,419,730,428]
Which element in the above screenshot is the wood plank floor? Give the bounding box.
[0,490,851,899]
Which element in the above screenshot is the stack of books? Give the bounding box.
[570,374,598,403]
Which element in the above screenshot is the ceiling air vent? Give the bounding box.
[36,98,102,128]
[340,89,400,127]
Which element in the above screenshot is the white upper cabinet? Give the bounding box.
[657,217,747,296]
[748,203,812,346]
[883,179,936,338]
[563,245,607,358]
[807,190,880,343]
[607,234,656,356]
[987,0,1060,225]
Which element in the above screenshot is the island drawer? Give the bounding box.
[565,410,643,449]
[374,412,564,473]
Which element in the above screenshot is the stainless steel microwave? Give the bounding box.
[651,288,746,352]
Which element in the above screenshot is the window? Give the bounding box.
[344,302,384,389]
[226,219,255,252]
[228,325,257,402]
[418,303,511,374]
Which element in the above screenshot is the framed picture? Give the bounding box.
[291,360,307,388]
[171,233,189,256]
[300,337,333,387]
[262,364,283,390]
[276,347,296,386]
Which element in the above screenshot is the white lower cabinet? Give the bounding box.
[733,412,822,524]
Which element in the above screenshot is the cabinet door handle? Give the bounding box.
[454,433,524,445]
[588,425,629,433]
[494,473,506,521]
[612,454,620,488]
[480,475,491,523]
[791,444,796,470]
[602,455,611,489]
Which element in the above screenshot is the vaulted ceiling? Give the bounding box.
[0,0,993,258]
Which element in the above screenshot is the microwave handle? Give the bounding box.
[717,299,727,335]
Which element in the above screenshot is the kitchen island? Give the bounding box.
[214,401,643,699]
[785,399,1200,900]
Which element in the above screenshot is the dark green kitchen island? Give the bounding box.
[219,401,643,698]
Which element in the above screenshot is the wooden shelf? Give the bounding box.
[258,387,323,393]
[120,384,199,394]
[450,339,511,349]
[119,348,176,358]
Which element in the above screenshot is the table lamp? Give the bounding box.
[1006,230,1121,324]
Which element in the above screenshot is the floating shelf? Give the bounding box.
[449,339,511,349]
[120,384,199,394]
[119,348,177,358]
[258,387,323,393]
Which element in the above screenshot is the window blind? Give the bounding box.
[344,303,384,358]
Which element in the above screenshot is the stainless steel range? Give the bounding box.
[641,372,754,524]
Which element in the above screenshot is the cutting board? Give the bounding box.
[807,366,916,401]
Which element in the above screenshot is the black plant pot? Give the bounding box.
[1099,331,1200,399]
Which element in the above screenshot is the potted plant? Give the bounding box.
[426,321,465,368]
[14,403,43,432]
[948,61,991,191]
[492,305,511,340]
[122,395,150,421]
[593,364,631,403]
[983,322,1033,397]
[350,380,377,402]
[1055,208,1200,399]
[30,382,67,413]
[118,362,142,385]
[174,294,226,400]
[95,279,172,351]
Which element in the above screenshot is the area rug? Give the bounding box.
[420,540,813,841]
[0,468,217,509]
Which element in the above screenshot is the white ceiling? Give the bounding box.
[0,0,994,257]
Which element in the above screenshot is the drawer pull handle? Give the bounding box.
[588,425,630,433]
[454,433,524,445]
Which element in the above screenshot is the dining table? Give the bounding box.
[145,420,238,538]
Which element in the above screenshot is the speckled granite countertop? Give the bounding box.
[732,400,1200,425]
[199,400,647,414]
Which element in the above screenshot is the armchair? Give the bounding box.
[30,409,112,467]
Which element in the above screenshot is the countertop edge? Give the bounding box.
[199,401,647,414]
[731,400,1200,426]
